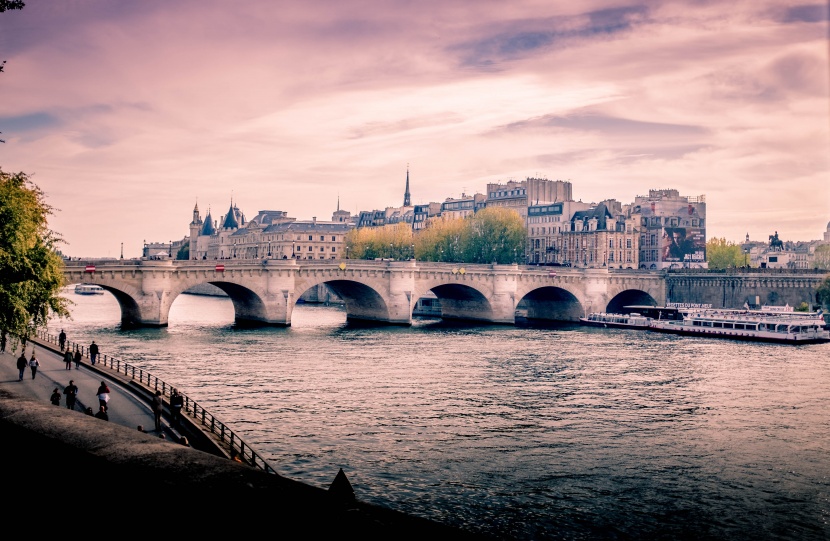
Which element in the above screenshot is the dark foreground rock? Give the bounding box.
[0,387,495,539]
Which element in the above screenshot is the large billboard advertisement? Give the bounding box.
[662,227,705,264]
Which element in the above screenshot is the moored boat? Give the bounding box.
[579,312,653,330]
[649,309,829,344]
[74,284,105,295]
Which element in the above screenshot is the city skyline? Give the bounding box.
[1,1,828,258]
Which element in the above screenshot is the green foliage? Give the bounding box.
[176,243,189,260]
[816,275,830,309]
[345,223,413,260]
[813,245,830,270]
[0,168,69,347]
[346,208,527,264]
[706,237,745,270]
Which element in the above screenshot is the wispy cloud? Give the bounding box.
[0,0,827,255]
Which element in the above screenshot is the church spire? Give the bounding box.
[403,164,411,207]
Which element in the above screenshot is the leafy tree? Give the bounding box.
[706,237,745,270]
[346,208,526,264]
[345,222,413,260]
[816,275,830,310]
[460,207,526,264]
[176,243,189,260]
[813,245,830,270]
[0,168,69,349]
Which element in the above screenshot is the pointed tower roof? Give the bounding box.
[403,165,411,207]
[222,200,239,229]
[201,209,216,235]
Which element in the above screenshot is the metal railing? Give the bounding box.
[35,328,277,474]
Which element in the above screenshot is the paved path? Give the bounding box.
[0,340,166,437]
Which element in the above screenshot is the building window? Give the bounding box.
[331,247,336,252]
[320,235,324,241]
[308,246,312,252]
[332,236,336,241]
[308,235,313,241]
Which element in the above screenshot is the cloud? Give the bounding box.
[780,3,830,23]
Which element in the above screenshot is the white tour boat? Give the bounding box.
[74,284,105,295]
[579,312,653,330]
[649,308,829,344]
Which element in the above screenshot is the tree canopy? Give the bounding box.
[345,207,526,264]
[816,275,830,310]
[813,245,830,270]
[0,168,69,347]
[706,237,746,270]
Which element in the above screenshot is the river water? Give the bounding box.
[49,289,830,540]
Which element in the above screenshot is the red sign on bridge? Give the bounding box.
[84,265,96,273]
[215,264,225,272]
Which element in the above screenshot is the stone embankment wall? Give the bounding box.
[665,271,827,309]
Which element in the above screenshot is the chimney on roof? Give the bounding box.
[313,216,317,224]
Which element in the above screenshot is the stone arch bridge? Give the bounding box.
[63,259,666,327]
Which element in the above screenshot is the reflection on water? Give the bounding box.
[50,289,830,541]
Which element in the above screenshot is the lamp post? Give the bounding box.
[292,240,296,258]
[513,247,517,264]
[169,240,172,258]
[345,246,350,259]
[390,243,394,259]
[411,244,415,261]
[143,239,146,259]
[120,242,124,260]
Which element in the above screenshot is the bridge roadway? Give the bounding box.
[64,259,667,327]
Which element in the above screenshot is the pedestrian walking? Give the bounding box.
[73,346,82,369]
[96,381,110,412]
[94,406,109,421]
[64,380,79,410]
[63,348,73,370]
[152,390,164,431]
[28,351,39,379]
[59,329,66,351]
[89,340,99,365]
[16,352,27,381]
[170,388,184,427]
[50,388,61,406]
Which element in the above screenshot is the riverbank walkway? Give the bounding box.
[0,339,170,436]
[0,335,493,538]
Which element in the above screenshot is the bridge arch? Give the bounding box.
[303,279,391,323]
[411,278,497,323]
[515,286,584,322]
[65,279,145,328]
[605,289,659,313]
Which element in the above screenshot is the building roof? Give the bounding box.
[221,202,239,229]
[200,211,216,236]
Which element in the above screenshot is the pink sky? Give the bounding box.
[1,1,828,258]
